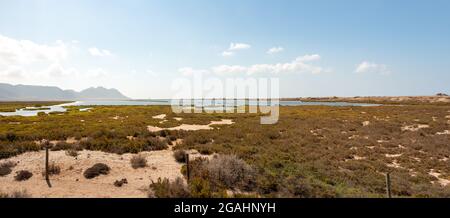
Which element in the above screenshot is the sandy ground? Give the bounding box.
[148,119,234,132]
[152,114,167,119]
[0,143,211,198]
[401,124,430,131]
[429,170,450,186]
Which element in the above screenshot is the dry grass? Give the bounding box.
[130,154,147,169]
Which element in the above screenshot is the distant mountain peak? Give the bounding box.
[0,83,130,101]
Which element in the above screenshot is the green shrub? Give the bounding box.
[149,177,190,198]
[51,141,72,151]
[144,137,168,151]
[159,130,169,137]
[5,132,17,142]
[189,178,213,198]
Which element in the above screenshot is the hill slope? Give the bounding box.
[0,83,129,101]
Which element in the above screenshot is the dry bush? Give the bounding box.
[51,141,72,151]
[114,178,128,187]
[0,161,16,176]
[0,166,11,176]
[83,163,110,179]
[149,177,190,198]
[206,155,256,190]
[14,170,33,181]
[0,190,31,198]
[65,149,79,157]
[42,162,61,177]
[144,137,168,151]
[173,150,187,163]
[130,154,147,169]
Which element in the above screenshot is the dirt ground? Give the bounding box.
[0,145,210,198]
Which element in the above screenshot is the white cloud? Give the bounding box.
[221,42,251,57]
[0,34,113,84]
[181,54,328,76]
[267,46,284,54]
[221,51,234,57]
[0,34,68,65]
[43,63,78,78]
[355,61,390,75]
[86,68,108,78]
[0,66,25,79]
[88,47,113,57]
[228,43,251,51]
[213,54,326,75]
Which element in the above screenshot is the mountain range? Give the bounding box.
[0,83,130,101]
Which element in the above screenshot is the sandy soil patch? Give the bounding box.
[429,170,450,186]
[411,157,421,162]
[436,130,450,135]
[386,160,403,169]
[401,124,430,131]
[148,119,234,132]
[0,144,211,198]
[385,153,403,158]
[152,114,166,119]
[345,155,366,161]
[439,157,449,162]
[79,108,92,112]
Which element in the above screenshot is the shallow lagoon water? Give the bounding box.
[0,100,379,117]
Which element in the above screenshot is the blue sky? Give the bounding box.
[0,0,449,98]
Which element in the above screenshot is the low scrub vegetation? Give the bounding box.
[14,170,33,181]
[114,178,128,187]
[149,177,190,198]
[83,163,110,179]
[173,150,187,163]
[42,162,61,176]
[130,154,147,169]
[0,190,31,198]
[2,102,450,197]
[0,161,16,176]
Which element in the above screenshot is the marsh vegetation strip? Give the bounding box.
[0,100,379,117]
[1,103,450,197]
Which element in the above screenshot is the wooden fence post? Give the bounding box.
[185,153,190,183]
[386,172,392,198]
[45,147,51,186]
